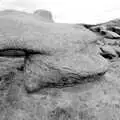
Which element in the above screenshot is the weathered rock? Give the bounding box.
[84,19,120,39]
[104,30,120,39]
[0,9,108,81]
[100,45,117,58]
[34,9,54,22]
[84,19,120,61]
[0,9,118,120]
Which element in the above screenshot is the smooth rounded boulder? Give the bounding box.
[34,9,54,22]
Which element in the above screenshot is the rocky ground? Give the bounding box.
[0,9,120,120]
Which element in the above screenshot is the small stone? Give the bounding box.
[100,45,117,57]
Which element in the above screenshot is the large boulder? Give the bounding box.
[34,9,54,22]
[1,9,120,120]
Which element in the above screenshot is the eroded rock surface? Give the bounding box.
[84,19,120,60]
[0,9,120,120]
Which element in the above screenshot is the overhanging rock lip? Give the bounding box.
[61,66,109,79]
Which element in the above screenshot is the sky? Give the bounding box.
[0,0,120,24]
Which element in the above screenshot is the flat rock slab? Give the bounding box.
[0,9,109,88]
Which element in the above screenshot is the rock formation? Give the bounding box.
[34,9,54,22]
[0,9,120,120]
